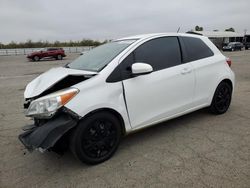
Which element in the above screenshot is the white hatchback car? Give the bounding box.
[19,33,235,164]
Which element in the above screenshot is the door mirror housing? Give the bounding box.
[131,63,153,75]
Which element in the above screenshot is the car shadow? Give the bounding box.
[27,57,67,62]
[33,108,212,168]
[121,108,210,144]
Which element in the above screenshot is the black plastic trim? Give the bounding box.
[178,36,189,63]
[18,110,78,151]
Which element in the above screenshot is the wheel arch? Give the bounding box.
[52,107,127,153]
[80,108,126,136]
[209,78,234,105]
[222,78,233,90]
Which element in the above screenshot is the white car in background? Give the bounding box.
[19,33,235,164]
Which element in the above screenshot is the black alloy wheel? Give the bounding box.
[210,82,232,114]
[70,112,122,164]
[82,120,117,158]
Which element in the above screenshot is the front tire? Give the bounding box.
[33,56,40,61]
[209,82,232,114]
[70,112,122,165]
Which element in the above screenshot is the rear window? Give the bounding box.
[182,36,214,62]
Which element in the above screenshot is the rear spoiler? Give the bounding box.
[186,31,203,36]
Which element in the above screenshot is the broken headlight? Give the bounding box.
[26,88,79,118]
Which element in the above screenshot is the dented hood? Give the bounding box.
[24,67,97,98]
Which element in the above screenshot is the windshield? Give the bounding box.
[68,40,136,72]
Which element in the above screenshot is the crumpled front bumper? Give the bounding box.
[19,111,78,152]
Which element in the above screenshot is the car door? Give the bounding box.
[180,36,216,106]
[41,49,49,58]
[121,37,195,129]
[47,48,55,57]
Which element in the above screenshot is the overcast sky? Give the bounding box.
[0,0,249,44]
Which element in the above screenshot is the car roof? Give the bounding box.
[117,32,206,41]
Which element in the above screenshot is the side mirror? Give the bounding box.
[131,63,153,76]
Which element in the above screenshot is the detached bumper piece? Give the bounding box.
[19,113,78,152]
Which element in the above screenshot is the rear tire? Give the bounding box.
[209,82,232,114]
[57,54,62,60]
[70,112,122,165]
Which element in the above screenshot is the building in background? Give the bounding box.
[187,31,244,49]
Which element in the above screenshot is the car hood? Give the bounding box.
[24,67,97,98]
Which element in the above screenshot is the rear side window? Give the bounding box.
[182,36,214,62]
[134,37,182,71]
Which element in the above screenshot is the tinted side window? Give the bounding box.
[107,37,182,82]
[182,37,214,62]
[134,37,181,71]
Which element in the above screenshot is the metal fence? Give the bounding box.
[0,46,94,56]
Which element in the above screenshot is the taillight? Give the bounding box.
[226,58,232,67]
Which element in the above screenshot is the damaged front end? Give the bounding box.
[19,67,97,153]
[19,108,79,153]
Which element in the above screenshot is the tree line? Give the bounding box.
[0,27,238,49]
[0,39,107,49]
[194,25,235,32]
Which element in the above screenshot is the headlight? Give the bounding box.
[26,88,79,118]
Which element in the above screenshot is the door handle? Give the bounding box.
[181,67,192,74]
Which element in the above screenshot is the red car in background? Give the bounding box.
[27,48,66,61]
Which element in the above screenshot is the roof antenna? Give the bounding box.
[177,27,180,33]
